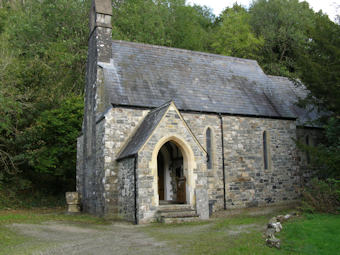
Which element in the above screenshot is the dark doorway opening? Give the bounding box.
[157,141,186,204]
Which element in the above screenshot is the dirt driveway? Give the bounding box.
[9,221,178,255]
[4,206,292,255]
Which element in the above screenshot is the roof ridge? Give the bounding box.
[112,40,259,64]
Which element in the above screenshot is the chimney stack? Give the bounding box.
[89,0,112,63]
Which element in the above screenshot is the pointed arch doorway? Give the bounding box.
[157,141,186,204]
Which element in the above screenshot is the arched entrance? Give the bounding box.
[157,141,186,204]
[150,135,197,207]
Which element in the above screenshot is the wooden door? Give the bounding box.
[177,177,186,204]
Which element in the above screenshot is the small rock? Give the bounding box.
[268,216,277,224]
[265,228,276,238]
[268,222,282,232]
[266,237,281,249]
[284,214,291,220]
[276,215,285,222]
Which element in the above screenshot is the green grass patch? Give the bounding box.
[279,213,340,254]
[144,214,283,255]
[144,213,340,255]
[0,208,109,225]
[212,214,268,230]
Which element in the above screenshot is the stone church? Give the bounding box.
[77,0,320,223]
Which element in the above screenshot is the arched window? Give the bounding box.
[206,128,212,169]
[263,131,269,170]
[306,135,310,164]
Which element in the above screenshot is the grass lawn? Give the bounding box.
[279,213,340,254]
[144,212,340,255]
[144,214,282,255]
[0,208,339,255]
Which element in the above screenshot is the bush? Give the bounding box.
[301,178,340,214]
[0,182,65,209]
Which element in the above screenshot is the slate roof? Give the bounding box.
[102,41,295,119]
[268,76,320,127]
[101,41,320,123]
[117,101,171,160]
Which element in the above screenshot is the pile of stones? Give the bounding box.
[265,212,297,249]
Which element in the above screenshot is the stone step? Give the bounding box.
[160,216,200,224]
[158,210,197,218]
[157,204,193,212]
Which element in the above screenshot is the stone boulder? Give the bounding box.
[266,236,281,249]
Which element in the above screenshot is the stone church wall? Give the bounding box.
[117,157,136,222]
[76,135,84,196]
[78,105,303,220]
[222,116,299,208]
[181,113,224,212]
[101,107,148,217]
[296,127,323,183]
[94,118,106,215]
[76,118,106,215]
[181,113,300,212]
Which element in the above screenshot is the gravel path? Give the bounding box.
[9,222,178,255]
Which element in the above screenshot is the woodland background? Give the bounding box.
[0,0,339,210]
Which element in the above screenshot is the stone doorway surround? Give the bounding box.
[151,135,197,208]
[116,101,209,223]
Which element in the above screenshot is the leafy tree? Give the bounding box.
[211,4,263,59]
[6,0,89,101]
[250,0,315,76]
[112,0,214,51]
[0,0,88,194]
[297,12,340,115]
[23,96,83,192]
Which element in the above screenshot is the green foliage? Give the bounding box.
[312,118,340,179]
[0,0,87,198]
[0,32,27,179]
[5,0,88,100]
[112,0,214,51]
[297,12,340,115]
[23,96,83,191]
[300,178,340,214]
[0,184,65,209]
[250,0,315,76]
[212,4,263,59]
